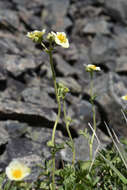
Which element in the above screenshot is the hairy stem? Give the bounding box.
[63,100,75,166]
[89,72,96,161]
[48,43,61,190]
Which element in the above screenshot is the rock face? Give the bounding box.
[104,0,127,23]
[89,34,117,64]
[42,0,72,31]
[85,73,127,136]
[83,18,111,35]
[0,0,127,181]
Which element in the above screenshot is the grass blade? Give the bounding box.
[99,152,127,185]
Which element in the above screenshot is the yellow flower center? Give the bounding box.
[123,95,127,100]
[89,65,97,70]
[57,34,67,43]
[12,169,22,179]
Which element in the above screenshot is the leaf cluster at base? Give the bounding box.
[1,140,127,190]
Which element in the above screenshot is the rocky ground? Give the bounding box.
[0,0,127,180]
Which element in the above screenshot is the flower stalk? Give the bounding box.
[85,64,101,161]
[26,30,70,190]
[89,72,96,161]
[63,100,75,166]
[48,43,61,190]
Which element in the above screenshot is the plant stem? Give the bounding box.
[89,72,96,161]
[48,42,61,190]
[48,44,58,104]
[51,99,61,190]
[48,46,61,145]
[52,152,55,190]
[63,100,75,166]
[51,99,61,145]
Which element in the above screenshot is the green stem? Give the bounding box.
[49,46,58,103]
[51,100,61,190]
[48,42,61,190]
[89,72,96,161]
[52,153,56,190]
[63,100,75,166]
[48,43,61,145]
[51,100,61,144]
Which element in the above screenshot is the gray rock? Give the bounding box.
[26,127,65,147]
[0,120,27,146]
[114,31,127,55]
[104,0,127,23]
[61,136,98,162]
[69,100,101,133]
[64,43,79,62]
[19,10,43,30]
[72,4,102,20]
[54,54,79,76]
[89,34,117,64]
[76,46,91,71]
[0,126,9,145]
[5,55,38,77]
[85,73,127,136]
[0,37,19,54]
[12,0,35,8]
[0,98,57,123]
[0,10,20,31]
[42,0,72,31]
[116,56,127,72]
[7,138,39,158]
[0,58,7,82]
[83,18,111,35]
[21,87,57,108]
[0,1,12,9]
[12,0,44,10]
[57,77,82,93]
[61,126,111,163]
[4,120,28,138]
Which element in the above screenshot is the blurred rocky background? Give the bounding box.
[0,0,127,180]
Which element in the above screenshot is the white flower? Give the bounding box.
[47,32,55,41]
[26,29,46,43]
[121,95,127,101]
[52,32,69,48]
[6,160,31,181]
[86,64,101,72]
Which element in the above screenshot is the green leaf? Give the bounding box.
[50,183,56,190]
[79,161,92,171]
[47,140,54,147]
[99,152,127,184]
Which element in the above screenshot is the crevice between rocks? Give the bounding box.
[95,102,111,136]
[0,143,7,155]
[0,81,7,91]
[0,112,78,138]
[117,71,127,76]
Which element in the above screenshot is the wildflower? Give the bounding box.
[57,82,69,99]
[47,32,55,41]
[52,32,69,48]
[86,64,101,72]
[121,95,127,101]
[6,160,31,181]
[26,29,46,43]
